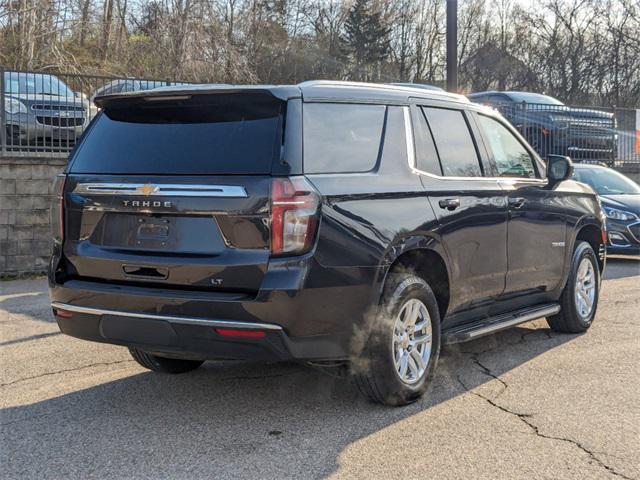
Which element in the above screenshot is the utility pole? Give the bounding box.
[446,0,458,92]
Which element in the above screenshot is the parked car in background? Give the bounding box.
[90,79,171,102]
[572,163,640,255]
[49,82,605,406]
[467,91,617,163]
[88,79,189,118]
[3,71,88,148]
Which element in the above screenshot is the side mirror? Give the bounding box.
[547,155,573,188]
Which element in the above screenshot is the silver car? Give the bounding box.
[3,71,88,149]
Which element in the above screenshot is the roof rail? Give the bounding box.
[298,80,468,102]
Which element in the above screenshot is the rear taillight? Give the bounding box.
[53,308,73,318]
[270,177,320,256]
[51,174,66,243]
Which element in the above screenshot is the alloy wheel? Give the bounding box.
[574,257,596,319]
[392,298,433,385]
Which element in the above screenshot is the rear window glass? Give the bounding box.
[70,93,283,175]
[422,107,482,177]
[303,103,385,174]
[412,107,442,175]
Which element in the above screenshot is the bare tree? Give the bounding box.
[0,0,637,106]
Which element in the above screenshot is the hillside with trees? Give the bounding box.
[1,0,639,106]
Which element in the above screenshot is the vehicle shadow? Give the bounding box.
[0,279,52,324]
[1,322,578,479]
[0,280,59,346]
[604,257,640,280]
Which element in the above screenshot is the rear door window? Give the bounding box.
[303,103,385,174]
[421,107,483,177]
[69,93,283,175]
[411,106,442,175]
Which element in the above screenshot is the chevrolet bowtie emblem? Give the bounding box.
[137,184,158,196]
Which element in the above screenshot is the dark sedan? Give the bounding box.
[573,164,640,255]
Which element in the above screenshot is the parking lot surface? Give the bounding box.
[1,259,639,480]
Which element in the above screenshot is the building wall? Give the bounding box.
[0,157,66,277]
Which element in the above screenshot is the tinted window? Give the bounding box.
[422,107,482,177]
[70,93,283,174]
[478,115,536,178]
[411,107,442,175]
[303,103,385,173]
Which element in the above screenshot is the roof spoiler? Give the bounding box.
[93,84,301,108]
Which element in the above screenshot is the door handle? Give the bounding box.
[439,198,460,211]
[508,197,526,209]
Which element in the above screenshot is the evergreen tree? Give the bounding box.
[341,0,391,81]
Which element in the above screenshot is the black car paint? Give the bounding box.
[61,174,273,292]
[49,82,606,362]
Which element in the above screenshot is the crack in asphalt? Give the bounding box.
[1,411,56,428]
[471,355,508,397]
[0,331,61,347]
[0,360,135,388]
[456,371,635,480]
[0,360,299,389]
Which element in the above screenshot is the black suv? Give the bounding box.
[49,81,606,406]
[467,91,616,163]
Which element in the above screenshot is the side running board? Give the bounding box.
[442,303,561,344]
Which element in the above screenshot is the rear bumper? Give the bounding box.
[53,302,304,362]
[48,256,382,361]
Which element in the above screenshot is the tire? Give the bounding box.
[129,347,204,374]
[547,241,600,333]
[352,273,441,406]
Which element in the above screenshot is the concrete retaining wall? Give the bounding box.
[0,156,66,276]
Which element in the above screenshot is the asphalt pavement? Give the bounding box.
[1,258,639,479]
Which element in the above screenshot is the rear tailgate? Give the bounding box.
[63,175,271,292]
[61,91,286,293]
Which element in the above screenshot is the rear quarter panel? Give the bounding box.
[305,105,446,300]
